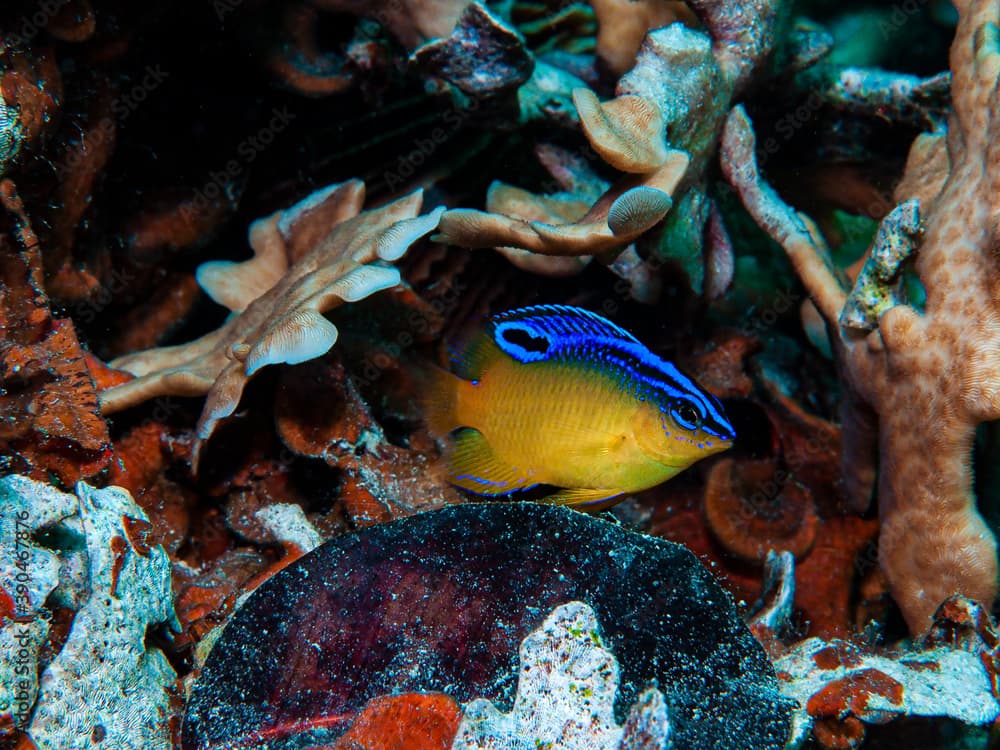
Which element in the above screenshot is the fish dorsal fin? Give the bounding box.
[489,305,639,365]
[452,305,638,378]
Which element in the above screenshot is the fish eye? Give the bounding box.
[670,400,703,430]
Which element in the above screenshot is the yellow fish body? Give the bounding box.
[425,305,734,509]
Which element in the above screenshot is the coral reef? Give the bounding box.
[99,179,444,457]
[436,94,688,266]
[720,0,1000,631]
[3,0,1000,746]
[0,476,77,742]
[437,0,785,294]
[754,554,1000,749]
[331,693,463,750]
[0,181,110,484]
[453,601,671,749]
[589,0,693,76]
[184,503,792,749]
[0,476,178,749]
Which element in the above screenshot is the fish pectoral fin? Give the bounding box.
[543,487,625,511]
[448,428,533,496]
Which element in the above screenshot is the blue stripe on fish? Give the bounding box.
[487,305,734,441]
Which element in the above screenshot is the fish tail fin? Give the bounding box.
[421,363,466,436]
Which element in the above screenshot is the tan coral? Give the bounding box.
[589,0,694,76]
[719,0,1000,632]
[436,89,689,263]
[484,182,593,276]
[99,180,443,458]
[571,89,669,172]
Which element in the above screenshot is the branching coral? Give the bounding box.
[438,0,787,294]
[436,91,689,267]
[616,0,781,293]
[99,180,444,458]
[589,0,694,76]
[719,0,1000,631]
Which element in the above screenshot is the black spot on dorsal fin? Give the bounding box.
[498,325,550,358]
[491,305,639,344]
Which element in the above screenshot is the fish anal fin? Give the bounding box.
[449,429,532,496]
[544,487,625,511]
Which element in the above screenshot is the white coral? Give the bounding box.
[452,601,671,750]
[0,477,179,750]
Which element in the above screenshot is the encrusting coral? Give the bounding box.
[750,554,1000,749]
[98,180,444,460]
[0,181,111,484]
[0,476,179,750]
[720,0,1000,632]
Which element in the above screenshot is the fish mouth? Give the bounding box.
[707,435,735,451]
[701,419,735,443]
[645,436,733,467]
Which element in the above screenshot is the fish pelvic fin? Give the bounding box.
[544,487,625,511]
[449,428,534,496]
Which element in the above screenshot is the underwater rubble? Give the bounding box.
[183,503,793,749]
[1,0,999,747]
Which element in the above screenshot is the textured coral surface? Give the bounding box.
[722,0,1000,632]
[2,0,1000,746]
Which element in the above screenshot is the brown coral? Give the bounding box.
[720,0,1000,631]
[589,0,694,76]
[703,457,819,564]
[98,180,444,459]
[0,181,110,484]
[436,90,688,261]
